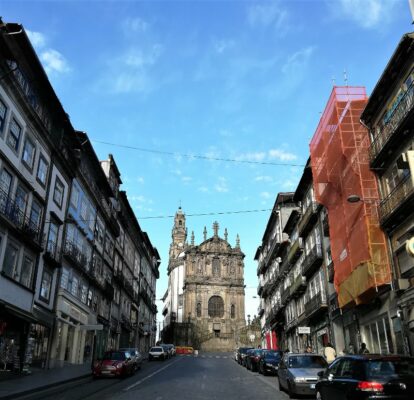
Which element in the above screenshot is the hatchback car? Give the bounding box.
[246,349,263,372]
[92,350,135,378]
[315,355,414,400]
[237,347,254,365]
[278,353,328,398]
[119,347,143,370]
[149,346,167,361]
[258,349,283,375]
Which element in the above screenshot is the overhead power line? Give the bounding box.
[138,208,273,220]
[91,139,306,168]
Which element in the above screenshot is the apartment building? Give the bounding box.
[360,33,414,355]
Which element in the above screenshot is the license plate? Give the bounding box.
[101,371,112,374]
[310,384,315,389]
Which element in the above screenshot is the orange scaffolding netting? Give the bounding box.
[310,87,391,308]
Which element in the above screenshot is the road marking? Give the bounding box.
[123,358,182,391]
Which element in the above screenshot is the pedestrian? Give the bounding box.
[305,345,313,353]
[324,342,336,363]
[284,348,290,354]
[358,343,369,354]
[348,343,355,354]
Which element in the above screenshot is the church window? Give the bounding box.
[179,220,182,226]
[196,302,201,317]
[231,304,235,319]
[212,258,220,277]
[208,296,224,318]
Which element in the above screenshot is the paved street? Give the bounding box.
[17,353,294,400]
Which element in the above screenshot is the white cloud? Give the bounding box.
[137,177,145,184]
[198,186,209,193]
[247,1,288,30]
[281,46,315,75]
[260,191,272,199]
[122,17,149,34]
[235,152,267,162]
[215,177,229,193]
[214,39,235,54]
[26,29,70,76]
[336,0,398,29]
[268,149,297,161]
[181,176,192,183]
[254,175,273,182]
[26,29,46,49]
[40,49,71,74]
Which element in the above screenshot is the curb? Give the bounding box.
[0,373,92,400]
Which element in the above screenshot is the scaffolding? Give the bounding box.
[310,87,391,308]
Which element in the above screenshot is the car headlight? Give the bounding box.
[294,377,306,383]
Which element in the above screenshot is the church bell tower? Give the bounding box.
[169,207,187,259]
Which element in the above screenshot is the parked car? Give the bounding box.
[237,347,254,365]
[315,355,414,400]
[119,347,143,371]
[164,344,176,356]
[246,349,263,372]
[258,349,283,375]
[160,344,172,359]
[149,346,168,361]
[92,350,135,378]
[278,353,328,398]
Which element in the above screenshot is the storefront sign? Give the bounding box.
[317,328,328,337]
[298,326,310,334]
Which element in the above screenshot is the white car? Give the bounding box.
[148,346,167,361]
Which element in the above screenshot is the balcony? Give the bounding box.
[103,280,115,301]
[63,240,91,275]
[379,174,414,229]
[264,239,282,268]
[302,244,323,278]
[43,239,62,268]
[257,281,264,296]
[369,81,414,168]
[0,187,43,249]
[298,202,319,237]
[305,292,327,319]
[327,261,334,283]
[258,305,264,318]
[279,257,291,277]
[266,301,284,326]
[287,237,304,265]
[262,281,272,298]
[290,274,307,298]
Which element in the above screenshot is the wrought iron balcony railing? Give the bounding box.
[298,202,319,237]
[43,239,62,267]
[327,261,334,283]
[0,187,42,246]
[379,174,414,224]
[290,274,307,298]
[281,285,291,304]
[369,81,414,164]
[302,244,323,278]
[287,237,304,264]
[305,292,327,318]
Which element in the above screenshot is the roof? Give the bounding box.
[293,158,312,202]
[361,32,414,126]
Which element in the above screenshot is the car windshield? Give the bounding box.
[253,350,262,356]
[288,356,327,368]
[240,348,253,354]
[366,359,414,379]
[151,347,163,352]
[264,351,282,360]
[103,352,126,361]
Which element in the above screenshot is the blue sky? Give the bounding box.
[1,0,410,319]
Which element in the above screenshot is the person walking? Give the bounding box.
[324,342,336,363]
[358,343,370,354]
[305,345,313,353]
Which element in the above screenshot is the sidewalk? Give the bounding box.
[0,363,91,400]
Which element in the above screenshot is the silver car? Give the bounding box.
[278,353,328,397]
[119,348,143,371]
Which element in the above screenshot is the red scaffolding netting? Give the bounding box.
[310,87,391,308]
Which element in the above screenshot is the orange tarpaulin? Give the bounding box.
[309,87,391,308]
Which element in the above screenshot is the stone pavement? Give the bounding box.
[0,363,91,400]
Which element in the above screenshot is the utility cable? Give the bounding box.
[91,139,306,168]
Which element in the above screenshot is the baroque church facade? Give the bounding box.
[162,207,246,351]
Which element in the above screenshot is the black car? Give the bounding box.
[315,355,414,400]
[258,349,283,375]
[246,349,263,371]
[237,347,254,365]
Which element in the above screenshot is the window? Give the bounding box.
[196,302,201,317]
[36,155,49,186]
[29,200,42,231]
[3,241,19,279]
[7,118,22,151]
[22,137,36,169]
[40,268,53,302]
[95,218,104,245]
[212,258,220,277]
[80,282,88,304]
[47,221,59,253]
[231,304,235,319]
[80,198,88,221]
[15,185,28,214]
[71,275,79,297]
[0,98,7,134]
[0,168,12,195]
[20,254,34,288]
[53,177,64,208]
[60,267,69,290]
[70,185,80,209]
[88,206,95,231]
[208,296,224,318]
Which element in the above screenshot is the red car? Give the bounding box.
[93,350,135,378]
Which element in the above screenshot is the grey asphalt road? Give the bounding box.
[20,353,299,400]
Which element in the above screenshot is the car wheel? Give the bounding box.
[287,381,294,399]
[316,390,323,400]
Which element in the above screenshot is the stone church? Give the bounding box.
[162,207,246,351]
